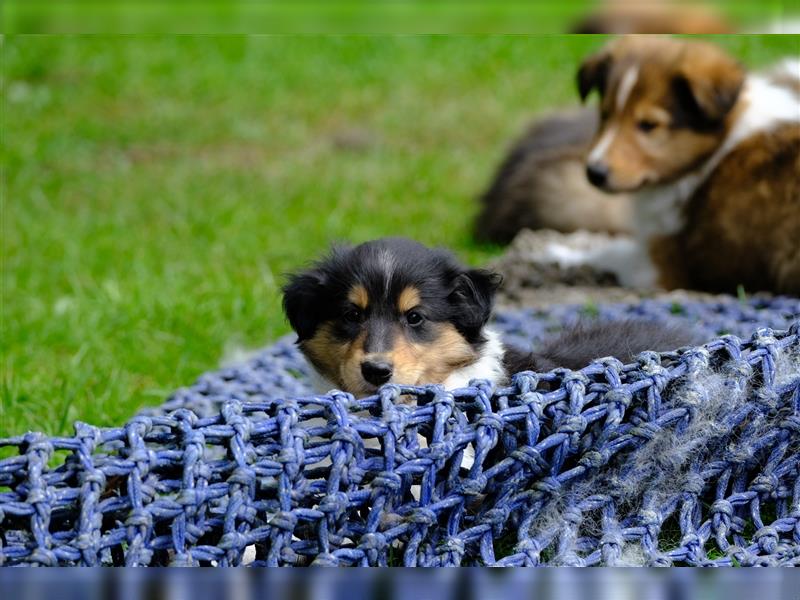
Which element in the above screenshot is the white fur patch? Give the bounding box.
[443,328,507,390]
[587,124,619,164]
[616,65,640,111]
[242,544,257,565]
[718,70,800,157]
[588,67,638,164]
[770,57,800,85]
[447,329,510,472]
[377,249,395,298]
[540,237,658,289]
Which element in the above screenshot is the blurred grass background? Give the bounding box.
[3,1,796,33]
[2,35,798,437]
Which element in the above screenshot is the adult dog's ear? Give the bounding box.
[672,43,745,127]
[449,269,503,340]
[577,48,612,102]
[282,268,328,341]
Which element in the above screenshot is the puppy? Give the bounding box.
[576,36,800,294]
[283,238,696,396]
[476,108,633,244]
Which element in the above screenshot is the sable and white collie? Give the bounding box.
[282,238,694,396]
[574,36,800,294]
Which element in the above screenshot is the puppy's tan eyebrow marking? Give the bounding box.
[348,284,369,309]
[397,286,421,313]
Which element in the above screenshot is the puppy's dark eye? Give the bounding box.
[343,308,363,323]
[637,119,658,133]
[406,310,424,327]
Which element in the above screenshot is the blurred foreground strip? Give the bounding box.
[1,569,799,600]
[3,0,797,34]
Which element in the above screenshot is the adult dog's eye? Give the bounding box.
[637,119,658,133]
[343,308,363,323]
[406,310,424,327]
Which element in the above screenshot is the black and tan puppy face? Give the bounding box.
[578,36,745,192]
[282,238,501,396]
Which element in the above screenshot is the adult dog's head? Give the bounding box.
[282,238,501,396]
[578,36,745,192]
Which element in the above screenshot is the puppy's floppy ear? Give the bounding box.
[577,49,612,102]
[672,44,745,127]
[449,269,503,340]
[282,268,328,341]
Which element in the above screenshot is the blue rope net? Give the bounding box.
[2,298,799,567]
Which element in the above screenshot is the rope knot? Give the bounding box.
[751,473,779,496]
[455,475,487,496]
[407,508,437,526]
[318,492,349,516]
[754,526,779,553]
[477,413,503,433]
[711,499,733,518]
[125,510,153,530]
[359,532,388,553]
[218,531,247,551]
[682,473,705,496]
[482,506,509,529]
[228,466,256,488]
[269,511,298,532]
[579,450,607,470]
[604,388,632,411]
[331,427,362,449]
[427,440,455,462]
[559,414,587,435]
[371,471,402,493]
[438,537,465,557]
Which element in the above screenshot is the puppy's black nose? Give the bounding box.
[361,360,393,386]
[586,162,609,188]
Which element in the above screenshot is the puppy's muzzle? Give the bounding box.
[361,360,393,386]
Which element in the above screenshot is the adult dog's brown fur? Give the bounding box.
[653,125,800,293]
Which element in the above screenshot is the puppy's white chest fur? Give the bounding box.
[442,328,507,390]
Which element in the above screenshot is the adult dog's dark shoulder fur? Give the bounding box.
[475,108,632,245]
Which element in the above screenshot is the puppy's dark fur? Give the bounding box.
[506,319,697,374]
[283,238,502,396]
[283,238,698,396]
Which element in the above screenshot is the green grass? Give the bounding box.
[2,1,795,34]
[2,35,797,437]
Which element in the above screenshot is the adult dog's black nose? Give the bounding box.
[586,162,609,188]
[361,360,393,386]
